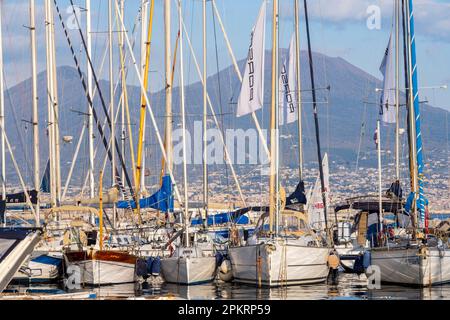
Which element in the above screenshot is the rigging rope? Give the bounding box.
[211,3,232,207]
[55,0,135,199]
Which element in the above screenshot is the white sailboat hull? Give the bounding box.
[161,256,217,285]
[64,251,137,286]
[229,242,329,287]
[370,246,450,286]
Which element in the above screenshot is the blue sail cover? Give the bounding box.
[408,0,426,226]
[117,175,174,212]
[191,212,249,226]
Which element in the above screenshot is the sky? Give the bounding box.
[1,0,449,111]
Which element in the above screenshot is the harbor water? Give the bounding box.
[5,273,450,300]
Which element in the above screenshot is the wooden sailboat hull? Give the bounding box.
[229,241,329,287]
[161,256,217,285]
[64,250,137,286]
[370,246,450,286]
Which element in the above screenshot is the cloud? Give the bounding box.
[281,0,450,43]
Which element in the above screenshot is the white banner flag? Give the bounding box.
[307,153,330,231]
[379,34,396,124]
[236,1,266,117]
[279,34,298,125]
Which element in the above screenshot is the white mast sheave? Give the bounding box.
[236,1,266,118]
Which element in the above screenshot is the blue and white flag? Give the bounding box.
[279,34,298,125]
[236,1,266,117]
[379,34,396,124]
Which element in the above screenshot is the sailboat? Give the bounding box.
[63,172,142,286]
[366,0,450,287]
[160,0,217,286]
[228,0,330,287]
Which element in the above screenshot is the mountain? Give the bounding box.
[2,50,449,188]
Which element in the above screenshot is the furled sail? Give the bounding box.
[236,1,266,117]
[117,175,173,212]
[407,0,426,227]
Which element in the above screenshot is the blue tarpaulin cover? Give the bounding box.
[32,255,62,266]
[191,212,249,226]
[117,175,174,212]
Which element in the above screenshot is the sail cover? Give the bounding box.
[379,33,396,124]
[117,175,173,212]
[0,201,5,225]
[40,160,51,194]
[191,212,249,226]
[236,1,266,117]
[285,180,307,206]
[3,190,38,205]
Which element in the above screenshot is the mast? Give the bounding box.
[44,0,57,207]
[404,0,418,227]
[377,120,383,231]
[164,0,173,177]
[115,0,184,208]
[405,0,425,228]
[140,0,149,195]
[108,0,117,227]
[86,0,95,199]
[395,0,400,180]
[119,0,125,186]
[50,5,61,204]
[178,0,189,247]
[202,0,208,221]
[0,4,5,201]
[136,0,154,222]
[294,0,303,180]
[30,0,40,226]
[99,170,104,251]
[269,0,279,236]
[304,0,329,239]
